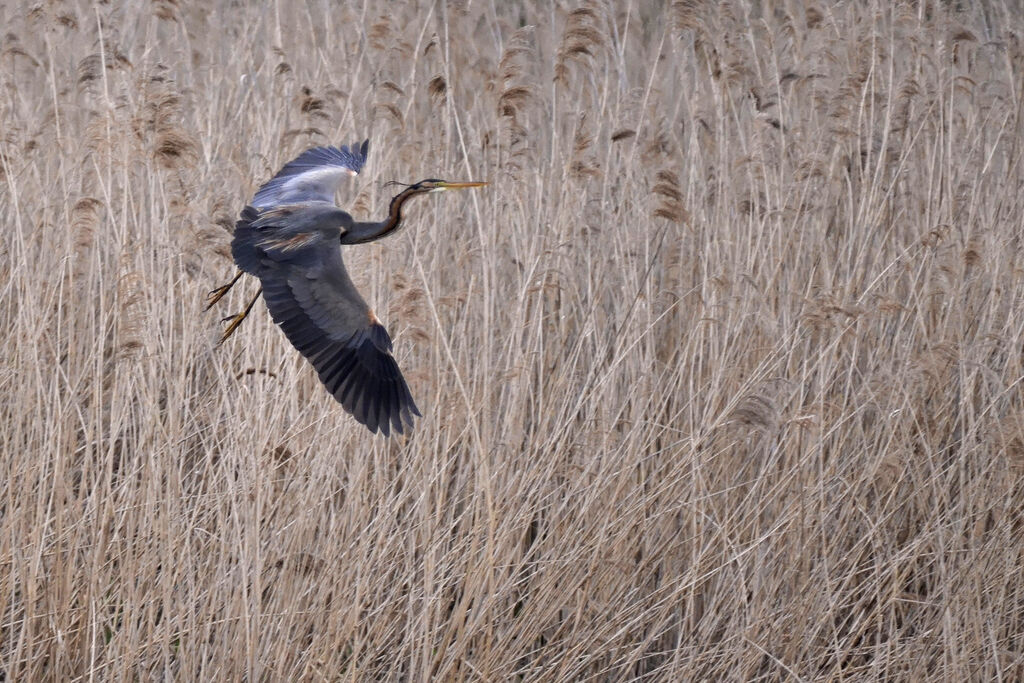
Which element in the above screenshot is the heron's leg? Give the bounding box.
[206,271,243,310]
[218,287,263,345]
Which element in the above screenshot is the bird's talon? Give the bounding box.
[218,314,244,345]
[205,286,230,310]
[205,272,244,310]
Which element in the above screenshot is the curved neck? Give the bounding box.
[341,186,423,245]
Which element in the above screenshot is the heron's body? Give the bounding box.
[208,139,485,436]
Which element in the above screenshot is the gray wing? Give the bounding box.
[253,139,369,208]
[231,205,420,436]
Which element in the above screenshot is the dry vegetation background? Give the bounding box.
[2,0,1024,679]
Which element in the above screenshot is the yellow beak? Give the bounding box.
[438,181,488,189]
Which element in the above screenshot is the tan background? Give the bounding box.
[2,0,1023,679]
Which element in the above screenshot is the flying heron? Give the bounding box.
[206,139,486,436]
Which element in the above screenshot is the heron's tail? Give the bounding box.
[231,206,264,277]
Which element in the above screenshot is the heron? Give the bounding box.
[206,139,486,436]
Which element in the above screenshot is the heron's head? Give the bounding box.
[388,179,488,194]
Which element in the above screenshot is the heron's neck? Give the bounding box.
[341,186,421,245]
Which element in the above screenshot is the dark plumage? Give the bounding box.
[207,139,486,436]
[232,205,419,435]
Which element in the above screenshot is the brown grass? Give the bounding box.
[3,0,1024,679]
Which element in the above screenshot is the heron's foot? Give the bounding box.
[205,284,232,310]
[205,271,244,311]
[217,311,248,345]
[213,284,261,347]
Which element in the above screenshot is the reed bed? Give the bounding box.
[2,0,1023,679]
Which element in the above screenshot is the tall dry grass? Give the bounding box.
[2,0,1024,679]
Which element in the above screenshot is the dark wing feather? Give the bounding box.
[243,217,419,436]
[262,278,420,436]
[253,139,369,208]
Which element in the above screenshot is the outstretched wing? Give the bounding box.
[233,206,420,436]
[262,275,420,436]
[253,139,369,208]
